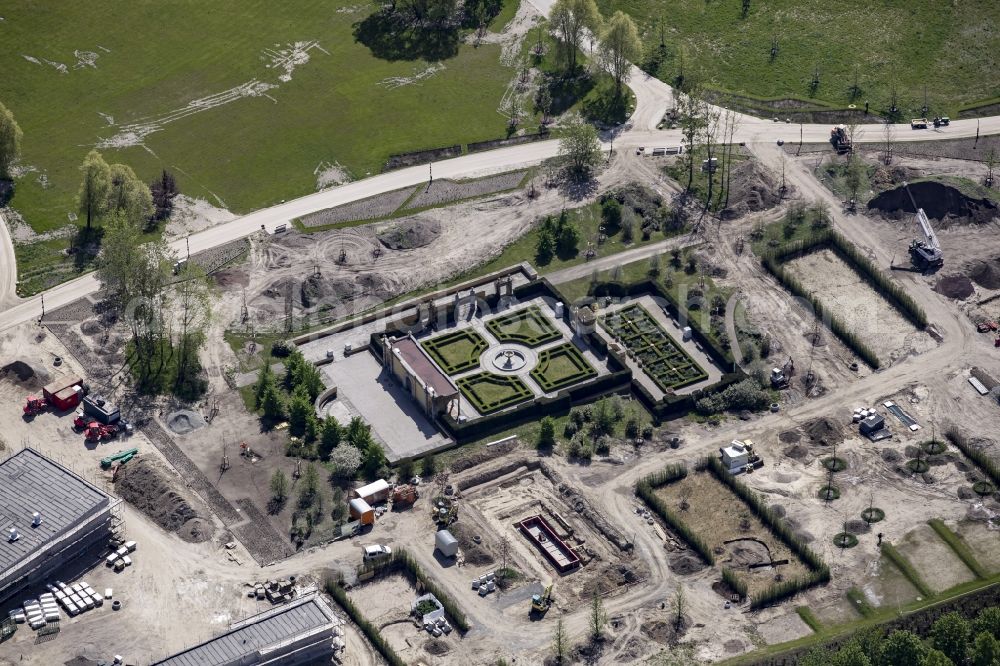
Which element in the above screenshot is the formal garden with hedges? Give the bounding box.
[485,305,562,347]
[600,303,708,392]
[456,372,534,415]
[421,329,489,375]
[530,342,597,393]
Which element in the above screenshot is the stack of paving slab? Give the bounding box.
[471,570,497,596]
[424,616,453,637]
[52,580,104,617]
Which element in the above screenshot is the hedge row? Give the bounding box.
[701,457,831,608]
[761,252,881,369]
[946,428,1000,487]
[324,578,407,666]
[723,567,748,600]
[635,464,716,565]
[359,549,471,632]
[880,542,933,598]
[928,519,988,580]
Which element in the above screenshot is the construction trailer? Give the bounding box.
[82,394,120,425]
[352,479,391,505]
[349,498,374,526]
[152,591,344,666]
[0,448,122,605]
[435,529,459,558]
[41,375,85,411]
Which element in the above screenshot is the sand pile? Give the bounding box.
[935,274,975,299]
[114,458,214,543]
[167,409,206,435]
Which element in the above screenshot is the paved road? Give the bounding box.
[3,8,1000,331]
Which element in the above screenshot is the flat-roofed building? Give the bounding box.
[0,447,121,604]
[152,591,343,666]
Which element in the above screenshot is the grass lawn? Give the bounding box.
[1,0,521,288]
[530,342,597,392]
[421,329,490,375]
[486,305,561,347]
[457,372,533,414]
[610,0,1000,114]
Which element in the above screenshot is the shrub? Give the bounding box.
[946,429,1000,487]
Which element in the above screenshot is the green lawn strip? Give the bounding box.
[880,542,933,599]
[457,372,533,414]
[421,329,489,375]
[599,304,707,392]
[486,305,561,347]
[845,587,875,618]
[719,577,1000,666]
[927,519,989,580]
[529,342,597,392]
[796,606,822,632]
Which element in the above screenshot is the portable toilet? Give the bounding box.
[435,529,459,558]
[349,498,375,526]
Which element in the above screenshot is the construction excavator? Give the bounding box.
[904,182,943,271]
[530,585,554,616]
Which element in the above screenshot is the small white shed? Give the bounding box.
[435,529,459,558]
[353,479,391,504]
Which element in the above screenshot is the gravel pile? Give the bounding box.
[299,187,414,228]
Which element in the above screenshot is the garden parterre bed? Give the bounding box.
[485,306,562,347]
[421,329,490,375]
[599,304,707,392]
[530,342,597,393]
[456,372,533,414]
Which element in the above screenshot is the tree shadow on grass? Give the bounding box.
[353,11,460,62]
[70,225,104,271]
[544,71,595,116]
[0,179,13,206]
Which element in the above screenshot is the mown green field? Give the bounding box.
[604,0,1000,114]
[0,0,520,236]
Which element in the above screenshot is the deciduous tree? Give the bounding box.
[77,150,112,230]
[599,11,641,98]
[558,115,602,176]
[549,0,601,71]
[108,163,153,226]
[270,469,289,501]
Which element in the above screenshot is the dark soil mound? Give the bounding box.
[868,180,998,223]
[968,259,1000,290]
[641,618,688,645]
[424,639,450,656]
[881,449,902,463]
[376,219,441,250]
[845,519,871,535]
[0,360,50,387]
[115,458,215,542]
[778,430,801,443]
[80,319,103,336]
[719,159,782,220]
[668,552,707,575]
[935,274,975,299]
[448,521,494,566]
[783,444,808,459]
[805,417,842,445]
[213,268,250,289]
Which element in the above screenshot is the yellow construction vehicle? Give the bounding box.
[530,585,553,615]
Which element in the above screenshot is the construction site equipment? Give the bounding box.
[73,410,89,430]
[353,479,391,504]
[433,498,458,527]
[391,484,419,507]
[910,118,929,129]
[933,116,950,128]
[83,394,120,425]
[100,448,138,469]
[903,182,944,269]
[86,421,120,443]
[435,529,459,558]
[349,498,375,525]
[769,358,794,389]
[830,125,852,152]
[22,396,47,417]
[530,585,554,615]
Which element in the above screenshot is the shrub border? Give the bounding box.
[928,519,988,580]
[880,542,933,598]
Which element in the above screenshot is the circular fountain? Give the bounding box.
[492,348,527,372]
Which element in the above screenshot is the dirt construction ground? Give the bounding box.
[1,141,1000,665]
